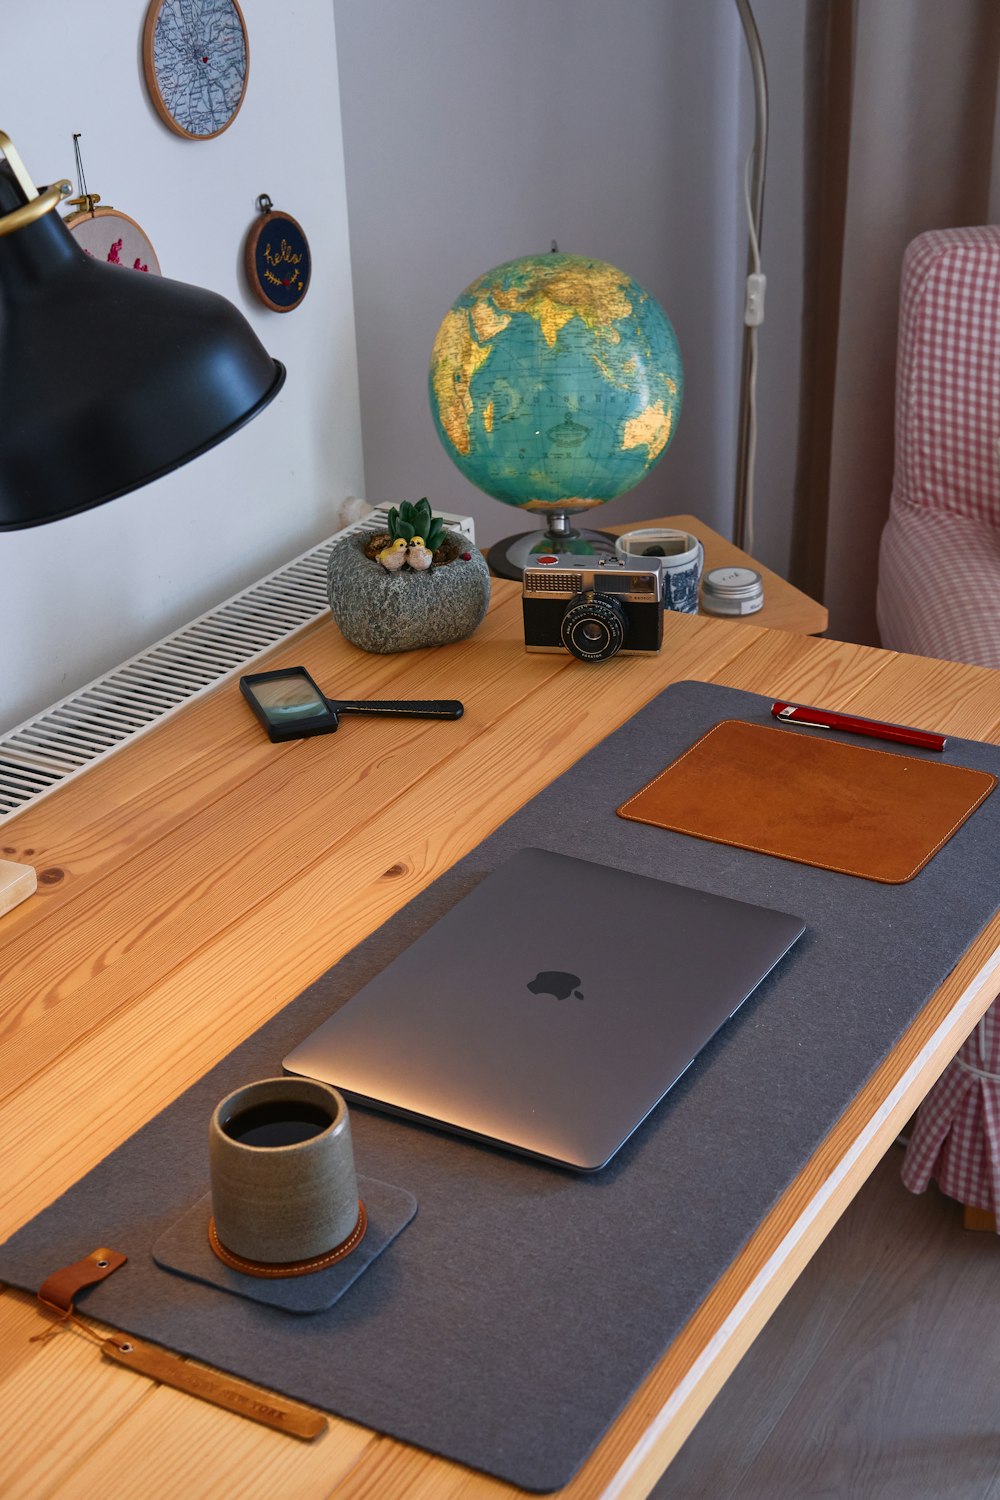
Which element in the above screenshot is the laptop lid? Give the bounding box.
[284,848,805,1171]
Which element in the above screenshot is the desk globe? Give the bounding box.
[429,253,683,576]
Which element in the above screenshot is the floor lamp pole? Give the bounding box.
[732,0,768,550]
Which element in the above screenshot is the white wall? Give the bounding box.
[1,0,812,738]
[333,0,807,570]
[0,0,364,734]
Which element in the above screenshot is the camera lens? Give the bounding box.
[560,591,628,661]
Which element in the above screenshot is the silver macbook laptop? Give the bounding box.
[284,848,805,1171]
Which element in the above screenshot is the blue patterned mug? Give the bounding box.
[614,529,704,614]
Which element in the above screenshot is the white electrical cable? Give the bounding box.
[742,148,765,558]
[745,327,758,558]
[744,147,762,274]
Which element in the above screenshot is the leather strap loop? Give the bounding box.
[38,1247,128,1314]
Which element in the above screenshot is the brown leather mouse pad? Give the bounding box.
[617,719,996,883]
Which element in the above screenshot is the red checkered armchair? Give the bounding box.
[878,226,1000,669]
[880,227,1000,1224]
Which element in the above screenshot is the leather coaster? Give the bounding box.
[208,1201,368,1278]
[153,1175,416,1314]
[617,719,997,884]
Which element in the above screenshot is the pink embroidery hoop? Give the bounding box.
[63,205,161,276]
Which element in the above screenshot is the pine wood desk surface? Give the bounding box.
[2,582,998,1500]
[660,514,828,635]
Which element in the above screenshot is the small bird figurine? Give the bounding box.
[406,535,434,571]
[377,537,409,572]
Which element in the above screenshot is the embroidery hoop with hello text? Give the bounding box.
[245,200,312,312]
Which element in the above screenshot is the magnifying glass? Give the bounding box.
[240,667,463,742]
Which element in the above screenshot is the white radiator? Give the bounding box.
[0,505,476,822]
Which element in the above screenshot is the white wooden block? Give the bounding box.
[0,859,37,916]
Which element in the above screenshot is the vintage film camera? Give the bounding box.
[522,556,663,662]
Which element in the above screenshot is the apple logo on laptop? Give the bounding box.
[526,970,584,1001]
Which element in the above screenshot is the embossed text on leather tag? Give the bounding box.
[101,1335,328,1440]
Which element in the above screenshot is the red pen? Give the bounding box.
[771,701,947,752]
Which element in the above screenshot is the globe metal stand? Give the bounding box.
[487,510,618,581]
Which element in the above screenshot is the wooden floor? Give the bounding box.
[658,1147,1000,1499]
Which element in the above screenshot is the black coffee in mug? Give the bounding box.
[222,1098,333,1148]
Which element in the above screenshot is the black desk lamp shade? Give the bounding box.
[0,150,285,529]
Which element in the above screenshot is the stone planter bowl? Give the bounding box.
[327,529,491,653]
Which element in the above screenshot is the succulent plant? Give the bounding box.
[386,498,447,554]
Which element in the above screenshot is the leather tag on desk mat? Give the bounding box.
[30,1246,327,1440]
[616,719,997,883]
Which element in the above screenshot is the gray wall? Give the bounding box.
[334,0,807,568]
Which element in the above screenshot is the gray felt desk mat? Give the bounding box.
[2,681,999,1493]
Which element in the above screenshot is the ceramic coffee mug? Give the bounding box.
[209,1076,363,1271]
[614,528,704,614]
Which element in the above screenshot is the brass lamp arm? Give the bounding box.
[0,130,72,237]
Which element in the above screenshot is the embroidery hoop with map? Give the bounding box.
[143,0,250,141]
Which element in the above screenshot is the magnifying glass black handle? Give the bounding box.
[330,699,464,720]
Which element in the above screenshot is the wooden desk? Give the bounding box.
[1,585,997,1500]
